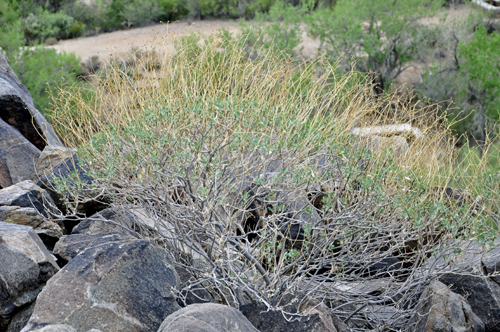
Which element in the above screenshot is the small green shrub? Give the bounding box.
[159,0,189,21]
[20,11,76,44]
[0,0,20,25]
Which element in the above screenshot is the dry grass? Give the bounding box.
[48,31,499,330]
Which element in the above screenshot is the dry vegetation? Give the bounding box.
[48,32,500,330]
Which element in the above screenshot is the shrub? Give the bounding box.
[20,11,77,43]
[159,0,189,21]
[49,33,499,328]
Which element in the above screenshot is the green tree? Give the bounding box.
[305,0,445,93]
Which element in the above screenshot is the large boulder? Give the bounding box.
[407,280,484,332]
[0,118,41,184]
[0,222,59,331]
[439,273,500,332]
[240,293,350,332]
[33,146,77,180]
[53,232,135,263]
[71,208,141,236]
[0,53,62,149]
[158,303,259,332]
[21,237,181,332]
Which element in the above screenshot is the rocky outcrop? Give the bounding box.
[0,119,41,184]
[439,273,500,332]
[0,222,59,331]
[0,53,62,149]
[22,237,180,332]
[0,180,58,217]
[240,293,350,332]
[0,155,12,188]
[158,303,259,332]
[407,280,484,332]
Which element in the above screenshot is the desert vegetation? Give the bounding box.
[1,0,500,330]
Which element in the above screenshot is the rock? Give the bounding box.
[0,118,41,184]
[483,246,500,284]
[53,232,135,263]
[22,238,181,332]
[0,206,63,250]
[71,208,140,236]
[33,146,77,180]
[0,155,12,188]
[175,265,215,306]
[0,52,62,149]
[0,222,59,330]
[6,302,35,332]
[240,293,350,332]
[28,325,77,332]
[0,180,58,217]
[407,280,484,332]
[439,273,500,332]
[35,155,106,216]
[158,303,259,332]
[350,124,424,142]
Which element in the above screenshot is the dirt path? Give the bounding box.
[49,4,486,71]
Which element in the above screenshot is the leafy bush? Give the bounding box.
[0,0,19,25]
[159,0,189,21]
[48,33,499,329]
[20,10,77,43]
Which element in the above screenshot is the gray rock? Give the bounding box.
[35,156,104,216]
[158,303,259,332]
[407,280,484,332]
[6,302,35,332]
[0,118,41,184]
[439,273,500,332]
[33,146,77,180]
[29,325,77,332]
[22,238,180,332]
[0,222,59,330]
[71,208,139,236]
[0,52,62,149]
[0,155,12,188]
[174,265,215,306]
[482,246,500,285]
[53,232,135,262]
[0,181,57,217]
[0,206,63,250]
[240,293,350,332]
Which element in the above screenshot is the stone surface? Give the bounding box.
[0,53,62,149]
[240,293,350,332]
[439,273,500,332]
[0,222,59,330]
[0,118,41,184]
[407,280,484,332]
[22,238,181,332]
[53,232,134,262]
[0,181,58,217]
[6,302,35,332]
[158,303,259,332]
[35,156,105,216]
[71,208,139,236]
[0,206,63,250]
[34,146,77,180]
[0,155,12,188]
[29,325,77,332]
[175,265,215,306]
[482,246,500,285]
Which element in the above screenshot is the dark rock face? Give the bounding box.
[53,232,135,263]
[6,302,35,332]
[482,247,500,285]
[158,303,259,332]
[240,293,350,332]
[407,280,484,332]
[71,208,139,236]
[0,222,59,331]
[35,156,105,216]
[0,155,12,188]
[22,238,181,332]
[0,181,57,217]
[439,273,500,332]
[174,265,215,306]
[0,53,62,150]
[0,119,41,184]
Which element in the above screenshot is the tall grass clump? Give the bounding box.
[49,31,498,329]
